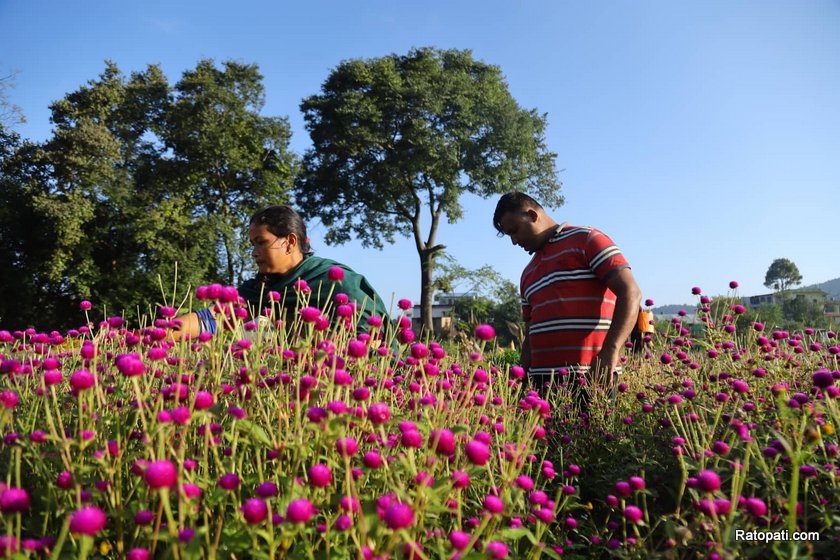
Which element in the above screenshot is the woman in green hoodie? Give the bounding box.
[170,205,389,339]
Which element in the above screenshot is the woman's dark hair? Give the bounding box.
[250,205,313,255]
[493,192,543,234]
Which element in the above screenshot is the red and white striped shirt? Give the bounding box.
[521,224,629,376]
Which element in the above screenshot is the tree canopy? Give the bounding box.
[296,47,561,331]
[764,258,803,293]
[0,60,295,330]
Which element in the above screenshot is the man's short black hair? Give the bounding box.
[493,192,543,234]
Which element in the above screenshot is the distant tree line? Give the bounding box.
[0,49,561,330]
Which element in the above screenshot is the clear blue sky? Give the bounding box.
[2,1,838,307]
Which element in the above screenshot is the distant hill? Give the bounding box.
[650,277,840,313]
[651,304,693,316]
[800,277,840,300]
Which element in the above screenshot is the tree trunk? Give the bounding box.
[419,249,434,334]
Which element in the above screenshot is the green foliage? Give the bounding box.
[297,47,561,329]
[783,295,831,330]
[0,60,296,329]
[764,257,803,293]
[433,254,524,347]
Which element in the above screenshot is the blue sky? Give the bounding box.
[2,1,838,307]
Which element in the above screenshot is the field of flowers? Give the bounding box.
[0,281,838,559]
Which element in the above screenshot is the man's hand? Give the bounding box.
[591,345,620,390]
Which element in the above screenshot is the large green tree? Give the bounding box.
[297,47,561,331]
[164,60,297,285]
[0,60,295,330]
[764,258,802,294]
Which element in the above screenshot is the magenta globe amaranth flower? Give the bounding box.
[465,439,491,465]
[450,530,471,551]
[813,369,835,389]
[484,495,505,515]
[256,481,278,498]
[486,541,509,559]
[696,470,721,492]
[286,499,315,523]
[218,473,240,490]
[143,460,178,490]
[384,502,415,530]
[309,464,332,488]
[0,487,29,513]
[623,505,643,523]
[242,498,269,524]
[397,298,412,310]
[429,428,455,455]
[336,437,359,456]
[115,353,145,377]
[474,324,496,341]
[69,369,95,391]
[0,390,18,410]
[134,510,154,526]
[367,402,391,425]
[327,265,345,281]
[69,506,107,536]
[126,548,150,560]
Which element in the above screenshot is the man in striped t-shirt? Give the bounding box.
[493,192,642,405]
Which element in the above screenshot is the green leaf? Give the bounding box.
[236,420,272,446]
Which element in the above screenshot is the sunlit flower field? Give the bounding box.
[0,282,837,559]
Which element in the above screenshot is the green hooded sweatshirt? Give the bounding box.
[238,255,389,333]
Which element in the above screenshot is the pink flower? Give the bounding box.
[384,502,415,530]
[697,470,721,492]
[484,495,505,514]
[218,473,240,490]
[429,428,455,455]
[623,505,643,523]
[181,483,202,500]
[286,499,315,523]
[691,287,702,295]
[474,324,496,341]
[69,370,95,391]
[486,541,509,559]
[242,498,268,524]
[299,306,321,323]
[308,464,332,488]
[143,460,178,490]
[465,439,491,465]
[367,402,391,425]
[336,437,359,457]
[327,266,345,281]
[126,548,150,560]
[0,390,18,410]
[744,497,767,517]
[644,298,654,307]
[347,340,367,358]
[629,476,646,491]
[256,482,278,498]
[194,391,214,410]
[335,514,353,531]
[69,506,107,536]
[452,470,471,489]
[401,430,423,448]
[813,369,834,389]
[397,299,412,310]
[450,531,471,551]
[0,487,29,513]
[363,451,383,469]
[79,300,92,311]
